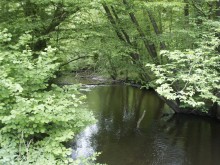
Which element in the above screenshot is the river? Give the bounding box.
[72,85,220,165]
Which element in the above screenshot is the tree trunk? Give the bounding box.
[216,0,220,18]
[102,3,126,42]
[184,0,189,24]
[123,0,159,64]
[146,10,166,50]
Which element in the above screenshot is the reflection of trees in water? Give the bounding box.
[86,86,167,164]
[92,86,164,140]
[160,114,220,165]
[84,86,220,165]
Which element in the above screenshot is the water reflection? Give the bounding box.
[72,124,98,159]
[72,85,220,165]
[161,114,220,165]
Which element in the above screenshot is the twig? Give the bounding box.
[137,110,146,129]
[59,55,94,68]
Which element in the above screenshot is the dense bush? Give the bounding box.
[146,21,220,111]
[0,29,96,164]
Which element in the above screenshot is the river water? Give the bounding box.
[72,85,220,165]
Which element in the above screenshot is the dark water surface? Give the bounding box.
[72,85,220,165]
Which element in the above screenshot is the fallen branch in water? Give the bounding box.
[137,110,146,129]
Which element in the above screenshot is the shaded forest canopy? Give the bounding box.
[0,0,219,164]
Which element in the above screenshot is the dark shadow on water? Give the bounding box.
[72,85,220,165]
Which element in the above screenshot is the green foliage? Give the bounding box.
[0,29,96,164]
[146,21,220,111]
[0,139,102,165]
[56,0,220,113]
[0,0,219,163]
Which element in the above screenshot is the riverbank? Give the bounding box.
[54,71,220,121]
[54,70,144,88]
